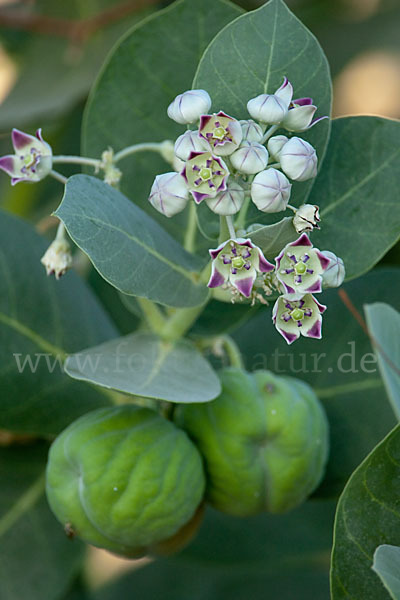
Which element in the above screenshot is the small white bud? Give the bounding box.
[293,204,320,234]
[251,168,292,213]
[41,239,72,280]
[206,181,245,216]
[279,137,318,181]
[148,172,189,217]
[230,141,269,175]
[267,135,288,160]
[239,119,263,142]
[321,250,345,288]
[174,130,209,161]
[247,78,293,124]
[167,89,211,125]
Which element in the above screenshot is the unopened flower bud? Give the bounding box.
[230,141,268,175]
[159,140,176,165]
[239,120,263,142]
[251,168,291,213]
[247,78,293,124]
[267,135,288,160]
[148,172,189,217]
[293,204,320,234]
[199,112,242,156]
[174,130,209,161]
[279,137,318,181]
[321,251,345,288]
[41,238,72,280]
[167,89,211,125]
[206,181,245,216]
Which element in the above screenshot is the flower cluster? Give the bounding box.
[148,80,327,219]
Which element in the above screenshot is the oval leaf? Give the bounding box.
[55,175,209,308]
[311,117,400,280]
[373,545,400,600]
[193,0,332,213]
[65,332,221,404]
[331,424,400,600]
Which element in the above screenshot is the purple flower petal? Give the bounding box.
[191,190,209,204]
[12,128,35,151]
[257,250,274,273]
[290,233,312,248]
[306,319,322,339]
[293,97,313,106]
[308,115,329,129]
[305,279,322,294]
[278,327,299,345]
[209,240,227,260]
[316,249,331,270]
[0,155,18,176]
[208,264,226,288]
[232,275,254,298]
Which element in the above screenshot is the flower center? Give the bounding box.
[281,299,313,328]
[199,167,212,181]
[232,256,245,269]
[213,126,227,140]
[295,261,307,275]
[290,308,304,321]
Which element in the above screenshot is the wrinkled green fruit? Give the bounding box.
[175,368,329,516]
[46,405,205,558]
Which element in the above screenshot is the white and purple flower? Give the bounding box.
[273,293,326,344]
[208,238,274,298]
[182,151,229,204]
[199,111,242,156]
[0,128,52,185]
[282,97,327,132]
[275,233,331,295]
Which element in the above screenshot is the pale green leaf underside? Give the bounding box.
[373,545,400,600]
[330,424,400,600]
[311,117,400,280]
[193,0,332,212]
[55,175,209,308]
[364,303,400,421]
[65,332,221,404]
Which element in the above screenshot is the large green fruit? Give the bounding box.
[175,368,329,516]
[46,405,205,558]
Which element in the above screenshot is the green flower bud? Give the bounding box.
[175,368,328,516]
[46,406,205,558]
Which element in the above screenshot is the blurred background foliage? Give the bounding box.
[0,0,399,594]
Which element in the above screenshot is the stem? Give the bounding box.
[261,124,278,144]
[268,162,280,169]
[286,204,297,213]
[184,202,197,253]
[160,303,207,342]
[52,155,101,168]
[221,335,244,369]
[49,170,67,185]
[235,194,251,230]
[114,142,167,163]
[136,297,166,333]
[55,221,66,241]
[225,215,236,239]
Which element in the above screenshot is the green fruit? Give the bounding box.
[46,405,205,558]
[175,368,329,516]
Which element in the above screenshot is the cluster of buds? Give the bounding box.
[148,80,327,220]
[208,233,345,344]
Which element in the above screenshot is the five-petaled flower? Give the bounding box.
[272,294,326,344]
[199,111,242,156]
[275,233,331,295]
[208,238,274,298]
[181,151,229,203]
[0,128,52,185]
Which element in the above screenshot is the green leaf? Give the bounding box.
[330,424,400,600]
[54,175,209,308]
[233,267,399,497]
[93,501,335,599]
[82,0,243,243]
[373,545,400,600]
[0,442,84,600]
[193,0,332,213]
[65,332,221,404]
[0,209,117,435]
[248,217,298,259]
[310,117,400,280]
[364,303,400,421]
